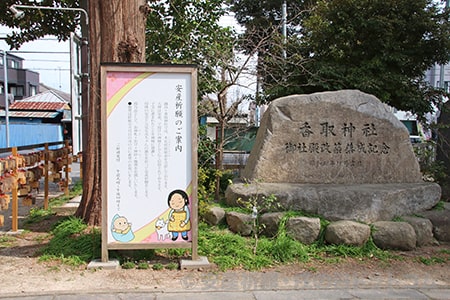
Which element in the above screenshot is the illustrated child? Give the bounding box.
[111,214,135,242]
[167,189,191,241]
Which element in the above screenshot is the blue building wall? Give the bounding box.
[0,123,63,148]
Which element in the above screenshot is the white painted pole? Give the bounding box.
[282,1,287,59]
[2,50,10,147]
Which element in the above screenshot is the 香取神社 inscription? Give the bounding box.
[285,121,390,169]
[242,90,423,184]
[286,122,390,153]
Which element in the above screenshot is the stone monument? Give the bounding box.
[225,90,441,223]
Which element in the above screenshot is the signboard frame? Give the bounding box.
[100,64,198,261]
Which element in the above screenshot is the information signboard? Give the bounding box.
[100,64,198,261]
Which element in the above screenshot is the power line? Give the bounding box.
[8,51,69,54]
[27,68,70,71]
[0,35,63,42]
[25,59,69,62]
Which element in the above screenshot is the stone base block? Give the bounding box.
[180,256,212,270]
[225,182,441,223]
[87,258,120,270]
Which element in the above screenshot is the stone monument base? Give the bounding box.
[225,182,441,223]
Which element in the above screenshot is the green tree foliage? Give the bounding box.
[232,0,450,117]
[297,0,450,116]
[146,0,236,96]
[0,0,80,49]
[230,0,284,55]
[230,0,304,53]
[230,0,309,104]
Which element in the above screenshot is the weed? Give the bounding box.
[322,257,341,264]
[259,217,310,263]
[122,261,135,269]
[433,201,445,211]
[155,248,190,260]
[307,266,317,272]
[439,249,450,255]
[137,261,150,269]
[236,181,280,255]
[38,254,85,266]
[418,256,446,265]
[48,265,61,271]
[359,236,394,261]
[165,262,179,270]
[152,263,164,270]
[33,233,51,244]
[40,217,101,263]
[198,225,269,270]
[48,180,83,208]
[0,235,15,247]
[24,208,54,225]
[112,249,156,263]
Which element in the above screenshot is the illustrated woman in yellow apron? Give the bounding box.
[167,189,191,241]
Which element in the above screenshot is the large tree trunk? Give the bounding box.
[75,0,148,225]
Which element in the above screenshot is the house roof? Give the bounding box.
[9,100,69,111]
[0,110,60,119]
[39,84,71,103]
[9,89,70,111]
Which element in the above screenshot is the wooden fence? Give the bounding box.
[0,141,73,231]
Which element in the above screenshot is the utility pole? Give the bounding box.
[439,0,450,90]
[1,50,10,147]
[282,0,287,59]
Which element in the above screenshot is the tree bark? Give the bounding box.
[75,0,147,225]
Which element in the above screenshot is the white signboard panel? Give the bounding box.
[101,65,198,258]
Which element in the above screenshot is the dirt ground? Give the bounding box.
[0,214,449,296]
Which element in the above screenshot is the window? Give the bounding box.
[10,86,24,96]
[436,81,450,92]
[8,59,19,69]
[30,85,37,96]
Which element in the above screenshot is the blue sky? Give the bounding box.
[1,0,72,93]
[0,25,71,93]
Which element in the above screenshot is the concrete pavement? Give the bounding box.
[0,264,448,300]
[0,287,449,299]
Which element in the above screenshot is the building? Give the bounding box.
[0,52,40,108]
[425,63,450,91]
[0,84,71,148]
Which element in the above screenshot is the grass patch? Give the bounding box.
[23,180,83,227]
[30,218,411,271]
[439,249,450,255]
[121,261,135,269]
[418,256,446,265]
[38,254,85,267]
[432,201,445,211]
[137,261,150,269]
[26,204,411,271]
[49,180,83,208]
[24,208,55,225]
[165,262,179,270]
[31,217,400,271]
[0,235,16,247]
[40,217,101,264]
[152,263,164,270]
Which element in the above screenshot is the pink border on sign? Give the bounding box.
[106,72,142,101]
